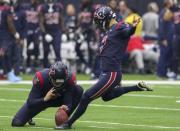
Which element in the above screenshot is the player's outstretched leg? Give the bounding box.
[102,81,152,101]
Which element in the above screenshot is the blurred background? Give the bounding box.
[0,0,179,81]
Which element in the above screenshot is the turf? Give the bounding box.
[20,73,158,80]
[0,82,180,131]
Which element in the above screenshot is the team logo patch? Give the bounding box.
[33,76,40,86]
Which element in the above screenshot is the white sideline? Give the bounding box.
[0,98,180,111]
[1,115,180,130]
[0,80,180,85]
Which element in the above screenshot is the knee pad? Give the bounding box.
[11,117,25,127]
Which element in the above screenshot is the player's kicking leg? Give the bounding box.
[55,72,153,130]
[102,81,152,101]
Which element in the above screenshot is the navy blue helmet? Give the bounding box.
[49,61,68,88]
[93,6,116,30]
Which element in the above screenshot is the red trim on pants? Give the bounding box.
[90,72,117,99]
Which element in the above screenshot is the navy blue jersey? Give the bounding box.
[33,69,76,96]
[40,3,63,31]
[28,68,77,108]
[159,9,174,41]
[13,9,26,39]
[171,5,180,35]
[0,5,12,39]
[99,21,135,72]
[24,4,40,30]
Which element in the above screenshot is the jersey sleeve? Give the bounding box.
[115,21,136,39]
[33,71,44,88]
[27,72,46,108]
[67,72,77,86]
[62,87,73,114]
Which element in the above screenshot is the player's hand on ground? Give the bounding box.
[44,88,58,102]
[132,16,141,27]
[60,105,69,111]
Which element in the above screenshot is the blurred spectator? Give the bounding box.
[118,0,129,19]
[39,0,64,68]
[78,0,96,74]
[108,0,117,12]
[142,2,159,40]
[108,0,122,20]
[65,4,77,40]
[65,4,89,72]
[0,0,21,82]
[171,0,180,79]
[25,0,41,73]
[125,6,159,74]
[11,0,26,75]
[157,0,174,79]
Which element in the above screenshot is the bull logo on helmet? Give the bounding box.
[94,9,106,20]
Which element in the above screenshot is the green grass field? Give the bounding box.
[0,75,180,131]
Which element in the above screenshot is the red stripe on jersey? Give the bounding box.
[36,72,44,88]
[115,21,123,30]
[68,72,77,86]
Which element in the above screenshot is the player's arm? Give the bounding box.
[61,72,77,113]
[117,17,141,38]
[39,13,46,33]
[7,11,20,41]
[27,75,57,108]
[62,87,73,114]
[38,6,46,33]
[59,14,66,32]
[26,75,47,108]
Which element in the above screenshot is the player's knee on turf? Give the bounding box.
[11,117,25,127]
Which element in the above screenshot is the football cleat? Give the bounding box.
[55,123,72,130]
[28,119,36,126]
[137,81,153,91]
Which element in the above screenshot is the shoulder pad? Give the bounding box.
[67,72,77,86]
[33,71,44,88]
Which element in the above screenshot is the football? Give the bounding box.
[55,107,68,126]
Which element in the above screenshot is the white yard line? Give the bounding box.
[176,100,180,103]
[0,87,30,92]
[0,80,180,85]
[90,104,180,111]
[0,87,180,100]
[0,98,179,111]
[0,115,180,130]
[88,125,117,129]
